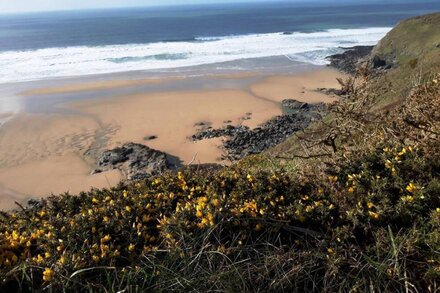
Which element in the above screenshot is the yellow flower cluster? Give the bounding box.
[384,146,415,176]
[0,159,437,288]
[0,226,52,268]
[346,173,362,193]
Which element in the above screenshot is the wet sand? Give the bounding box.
[22,78,168,95]
[0,66,344,210]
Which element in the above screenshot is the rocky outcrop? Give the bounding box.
[326,46,374,74]
[371,55,391,69]
[191,124,248,141]
[223,113,320,160]
[97,143,176,180]
[317,87,346,96]
[281,99,325,113]
[191,100,326,161]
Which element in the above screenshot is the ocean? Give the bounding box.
[0,0,439,83]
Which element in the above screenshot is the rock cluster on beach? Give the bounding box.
[326,45,394,74]
[97,143,175,180]
[326,46,374,74]
[191,99,325,161]
[95,143,223,179]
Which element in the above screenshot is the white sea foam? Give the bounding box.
[0,27,391,83]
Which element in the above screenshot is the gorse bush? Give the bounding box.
[1,75,439,292]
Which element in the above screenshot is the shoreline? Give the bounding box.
[0,65,345,210]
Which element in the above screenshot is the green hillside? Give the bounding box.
[373,13,440,66]
[371,12,440,104]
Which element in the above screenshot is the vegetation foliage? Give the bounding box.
[1,70,439,292]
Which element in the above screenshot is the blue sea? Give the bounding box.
[0,0,439,83]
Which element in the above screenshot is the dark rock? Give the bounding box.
[223,120,232,124]
[143,135,158,141]
[317,87,346,96]
[282,99,326,115]
[91,169,102,175]
[326,46,374,74]
[194,121,211,127]
[194,121,213,131]
[98,143,177,179]
[191,99,326,161]
[371,55,388,69]
[282,99,308,110]
[191,124,249,141]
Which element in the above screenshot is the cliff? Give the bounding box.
[371,12,440,104]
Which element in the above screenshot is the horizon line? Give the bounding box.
[0,0,420,16]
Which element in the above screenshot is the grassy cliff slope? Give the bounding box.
[371,12,440,104]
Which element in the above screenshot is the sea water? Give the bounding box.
[0,0,439,83]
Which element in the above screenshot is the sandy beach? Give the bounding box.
[0,66,344,210]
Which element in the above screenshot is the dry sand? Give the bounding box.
[250,68,343,103]
[72,89,282,162]
[0,67,344,210]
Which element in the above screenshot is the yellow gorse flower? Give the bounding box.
[211,198,221,207]
[101,235,111,243]
[406,182,417,193]
[368,211,380,220]
[42,268,54,282]
[401,195,414,203]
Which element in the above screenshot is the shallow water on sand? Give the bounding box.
[0,56,314,115]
